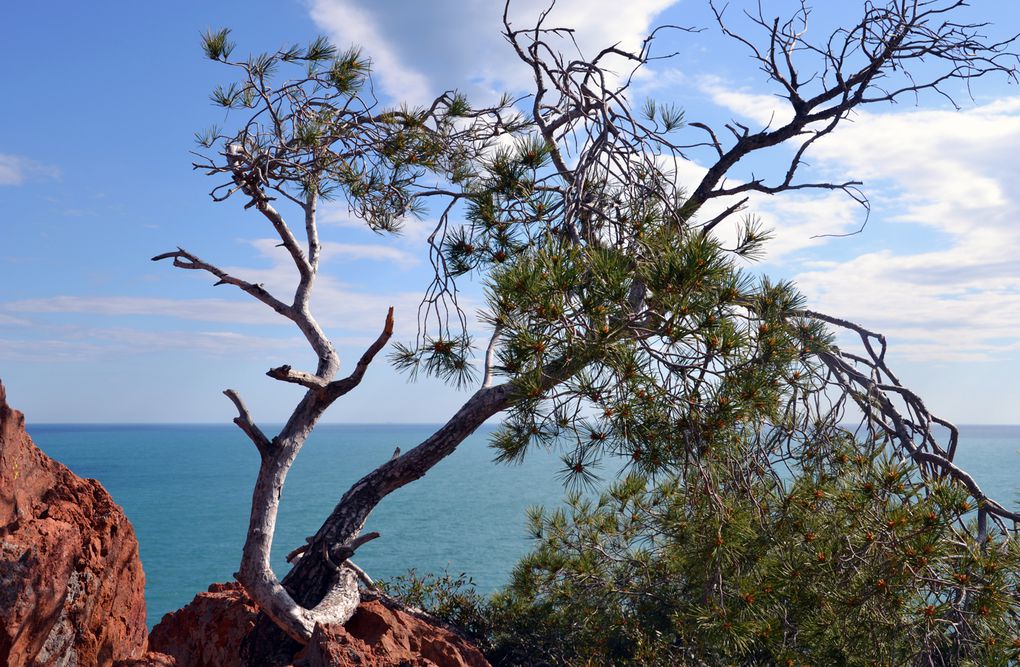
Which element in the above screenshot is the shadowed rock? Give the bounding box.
[145,581,490,667]
[0,380,148,666]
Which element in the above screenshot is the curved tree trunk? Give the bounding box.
[241,382,513,664]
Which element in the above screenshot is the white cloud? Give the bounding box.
[308,0,680,104]
[698,76,794,128]
[319,203,368,228]
[308,0,433,105]
[246,236,419,270]
[0,283,438,365]
[0,327,303,363]
[665,154,865,261]
[319,202,438,247]
[0,314,30,326]
[322,242,419,268]
[784,99,1020,361]
[0,338,105,362]
[4,231,465,357]
[6,295,281,326]
[4,286,433,341]
[0,154,59,186]
[221,239,433,337]
[696,80,1020,362]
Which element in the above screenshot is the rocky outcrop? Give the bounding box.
[294,600,491,667]
[146,582,257,667]
[114,653,177,667]
[146,582,490,667]
[0,381,149,666]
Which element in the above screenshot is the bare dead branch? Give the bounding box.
[266,365,328,390]
[344,559,377,590]
[325,307,395,399]
[225,144,314,283]
[151,248,293,319]
[672,0,1019,226]
[223,389,272,457]
[803,308,1020,526]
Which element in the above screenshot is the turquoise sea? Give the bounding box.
[26,423,1020,629]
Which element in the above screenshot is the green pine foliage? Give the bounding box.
[390,431,1020,665]
[396,187,1020,661]
[392,173,1020,661]
[194,31,521,239]
[483,437,1020,666]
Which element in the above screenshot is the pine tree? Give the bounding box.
[158,2,1020,662]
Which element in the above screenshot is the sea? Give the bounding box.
[25,423,1020,629]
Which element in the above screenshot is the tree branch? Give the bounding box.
[223,389,272,458]
[801,309,1020,525]
[266,365,327,390]
[225,143,314,281]
[152,248,294,319]
[325,307,395,399]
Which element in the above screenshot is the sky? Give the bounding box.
[3,0,1020,424]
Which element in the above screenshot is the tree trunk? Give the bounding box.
[242,382,512,665]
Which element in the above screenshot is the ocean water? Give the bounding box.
[26,423,1020,629]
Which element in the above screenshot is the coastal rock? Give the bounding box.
[148,582,490,667]
[114,652,178,666]
[147,582,258,667]
[295,599,491,667]
[0,380,149,666]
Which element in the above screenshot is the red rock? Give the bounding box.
[296,600,491,667]
[0,380,148,666]
[149,582,490,667]
[114,652,177,666]
[147,582,258,667]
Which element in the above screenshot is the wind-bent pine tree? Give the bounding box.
[154,1,1020,663]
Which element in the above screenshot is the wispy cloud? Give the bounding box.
[3,232,457,358]
[322,241,420,268]
[319,201,440,248]
[308,0,680,104]
[0,154,60,186]
[697,83,1020,362]
[246,237,420,270]
[667,155,865,261]
[697,75,795,128]
[6,295,281,326]
[308,0,434,104]
[0,314,30,326]
[0,327,304,363]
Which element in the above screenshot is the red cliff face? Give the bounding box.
[0,381,148,666]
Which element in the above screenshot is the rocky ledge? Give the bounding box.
[135,581,490,667]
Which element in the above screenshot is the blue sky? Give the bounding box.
[3,0,1020,424]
